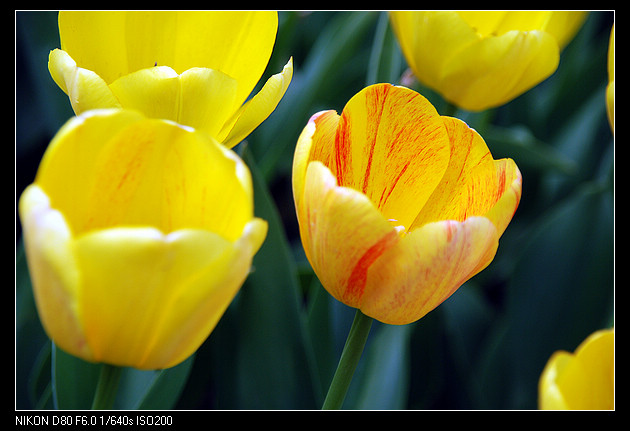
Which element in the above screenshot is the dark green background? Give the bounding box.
[16,11,614,410]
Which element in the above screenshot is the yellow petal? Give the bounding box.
[317,84,451,231]
[539,328,614,410]
[542,11,589,49]
[107,66,181,123]
[300,161,400,308]
[484,159,522,236]
[411,116,521,235]
[74,227,246,369]
[362,217,498,325]
[389,11,479,92]
[18,185,92,362]
[139,218,267,369]
[220,57,293,148]
[58,11,277,105]
[607,24,614,133]
[440,30,559,111]
[108,66,239,138]
[35,109,145,232]
[36,109,253,241]
[48,49,120,114]
[293,110,341,215]
[389,11,584,111]
[412,116,498,227]
[21,109,266,369]
[539,351,573,409]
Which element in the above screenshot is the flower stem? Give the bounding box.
[91,364,122,410]
[322,309,373,410]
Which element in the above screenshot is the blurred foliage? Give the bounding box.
[16,11,614,410]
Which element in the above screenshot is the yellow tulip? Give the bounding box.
[389,11,587,111]
[607,24,614,133]
[48,11,293,148]
[539,328,614,410]
[292,84,521,325]
[18,109,267,370]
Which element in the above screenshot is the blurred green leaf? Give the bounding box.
[52,346,101,410]
[116,356,194,409]
[480,182,614,409]
[230,148,317,409]
[485,124,577,175]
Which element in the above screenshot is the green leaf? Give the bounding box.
[480,183,614,409]
[485,124,577,175]
[52,345,101,410]
[116,356,194,410]
[231,148,317,409]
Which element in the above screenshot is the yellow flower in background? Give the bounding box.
[18,109,267,370]
[539,328,614,410]
[389,11,587,111]
[48,11,292,148]
[292,84,521,325]
[606,24,614,133]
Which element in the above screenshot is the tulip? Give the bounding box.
[539,328,614,410]
[293,83,521,326]
[389,11,587,111]
[606,24,614,133]
[19,109,267,370]
[48,11,293,148]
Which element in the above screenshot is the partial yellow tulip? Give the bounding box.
[293,84,521,325]
[48,11,293,148]
[19,109,267,370]
[390,11,587,111]
[607,24,614,133]
[539,328,614,410]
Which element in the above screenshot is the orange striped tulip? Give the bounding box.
[293,84,521,325]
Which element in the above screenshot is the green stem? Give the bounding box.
[322,310,373,410]
[91,364,122,410]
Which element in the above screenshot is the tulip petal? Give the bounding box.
[139,218,268,369]
[48,49,121,114]
[411,117,521,234]
[108,66,239,138]
[72,219,266,369]
[540,329,614,410]
[107,66,181,122]
[440,29,559,111]
[220,57,293,148]
[411,117,498,228]
[300,161,400,308]
[73,227,230,369]
[18,185,93,362]
[484,159,522,236]
[58,11,277,105]
[555,330,614,410]
[320,84,451,231]
[362,217,499,325]
[389,11,479,92]
[293,110,341,215]
[35,109,145,232]
[36,110,253,242]
[539,351,573,409]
